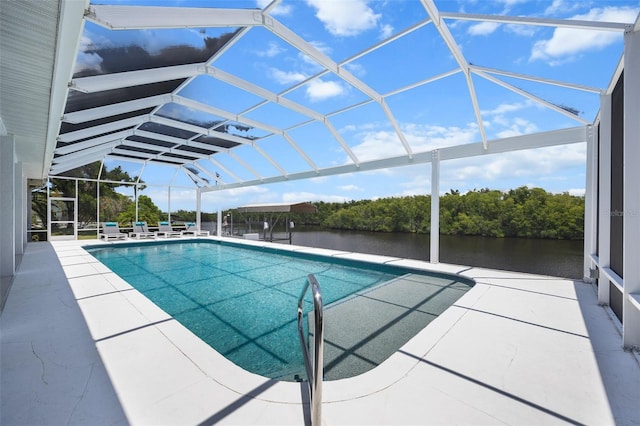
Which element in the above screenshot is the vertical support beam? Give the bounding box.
[0,136,16,278]
[583,125,597,282]
[216,208,222,237]
[75,180,79,240]
[134,185,139,223]
[430,150,440,264]
[47,178,51,241]
[96,177,101,238]
[14,161,25,255]
[21,166,27,249]
[27,187,33,243]
[23,175,28,246]
[623,28,640,349]
[167,186,171,223]
[196,188,202,229]
[598,94,612,305]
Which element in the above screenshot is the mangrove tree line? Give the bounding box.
[313,186,584,240]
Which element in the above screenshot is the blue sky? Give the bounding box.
[80,0,639,212]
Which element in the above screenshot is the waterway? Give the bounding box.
[203,223,584,279]
[289,227,584,279]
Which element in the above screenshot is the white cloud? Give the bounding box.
[504,24,537,37]
[256,41,285,58]
[495,0,529,13]
[403,123,478,151]
[396,169,432,197]
[282,191,346,203]
[544,0,582,16]
[306,79,347,102]
[309,40,333,56]
[349,131,406,162]
[296,41,332,70]
[347,122,478,163]
[256,0,292,15]
[145,187,196,210]
[530,6,638,64]
[480,101,540,139]
[468,21,500,36]
[269,68,307,85]
[496,118,538,139]
[192,140,586,208]
[567,188,586,196]
[76,52,103,74]
[482,100,533,116]
[199,185,270,211]
[344,62,366,77]
[544,0,565,15]
[306,0,380,36]
[340,121,382,134]
[338,184,362,192]
[345,107,553,167]
[441,143,586,190]
[380,23,394,39]
[75,35,103,74]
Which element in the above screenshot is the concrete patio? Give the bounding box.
[2,238,639,425]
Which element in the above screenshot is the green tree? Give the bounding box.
[117,195,163,226]
[34,162,144,227]
[319,186,584,240]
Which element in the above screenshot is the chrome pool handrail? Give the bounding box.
[297,274,324,426]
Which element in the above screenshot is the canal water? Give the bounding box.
[288,227,584,279]
[202,223,584,279]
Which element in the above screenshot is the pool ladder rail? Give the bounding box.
[297,274,324,426]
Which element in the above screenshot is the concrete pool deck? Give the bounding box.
[2,238,640,425]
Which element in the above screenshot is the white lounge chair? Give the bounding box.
[100,222,127,241]
[154,221,182,238]
[129,221,155,239]
[182,222,210,237]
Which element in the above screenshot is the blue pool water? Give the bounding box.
[86,240,471,381]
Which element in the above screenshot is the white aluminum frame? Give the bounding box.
[622,28,640,348]
[51,3,628,198]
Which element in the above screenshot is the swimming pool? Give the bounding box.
[86,240,473,381]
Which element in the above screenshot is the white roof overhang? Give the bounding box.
[0,0,87,179]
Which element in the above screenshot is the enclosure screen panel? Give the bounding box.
[610,72,624,281]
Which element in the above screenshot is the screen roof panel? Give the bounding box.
[44,0,638,196]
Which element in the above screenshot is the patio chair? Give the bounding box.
[154,221,182,238]
[182,222,210,237]
[100,222,127,241]
[129,221,155,239]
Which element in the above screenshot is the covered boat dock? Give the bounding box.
[235,202,318,243]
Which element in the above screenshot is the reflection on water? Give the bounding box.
[288,227,584,279]
[199,223,584,279]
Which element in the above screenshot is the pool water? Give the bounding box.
[86,240,472,381]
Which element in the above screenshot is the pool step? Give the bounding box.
[312,273,472,381]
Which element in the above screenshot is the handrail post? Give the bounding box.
[297,274,323,426]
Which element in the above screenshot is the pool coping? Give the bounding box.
[4,237,640,425]
[75,236,481,403]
